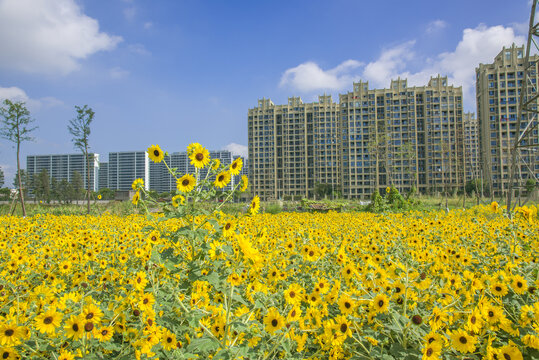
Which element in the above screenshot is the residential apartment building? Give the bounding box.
[249,75,466,200]
[27,153,100,192]
[108,151,149,191]
[248,95,340,200]
[476,44,539,196]
[462,112,480,181]
[98,162,108,190]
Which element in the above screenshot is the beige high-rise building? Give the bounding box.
[248,75,466,200]
[476,44,539,196]
[462,112,480,181]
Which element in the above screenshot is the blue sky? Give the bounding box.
[0,0,534,185]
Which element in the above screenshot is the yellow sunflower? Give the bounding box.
[0,323,23,346]
[132,191,140,206]
[240,175,248,192]
[147,144,165,163]
[450,329,477,353]
[94,326,114,342]
[189,145,211,169]
[172,194,185,207]
[249,195,260,215]
[230,157,243,175]
[64,315,84,340]
[263,307,285,334]
[132,178,144,190]
[34,309,62,335]
[372,294,389,314]
[161,330,178,351]
[177,174,196,193]
[214,171,231,189]
[57,350,76,360]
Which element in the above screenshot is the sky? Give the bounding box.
[0,0,535,186]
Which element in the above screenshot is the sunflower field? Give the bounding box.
[1,144,538,360]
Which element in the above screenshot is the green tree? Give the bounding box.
[0,100,37,216]
[35,169,51,203]
[50,177,59,202]
[71,171,84,202]
[68,105,94,214]
[314,183,333,199]
[0,166,4,188]
[525,179,537,196]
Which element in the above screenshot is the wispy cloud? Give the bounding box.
[110,67,130,79]
[280,60,363,92]
[223,143,248,158]
[0,85,64,111]
[426,19,447,34]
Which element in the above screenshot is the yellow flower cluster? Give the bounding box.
[0,205,538,359]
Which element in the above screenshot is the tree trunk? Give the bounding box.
[86,147,91,214]
[16,129,26,216]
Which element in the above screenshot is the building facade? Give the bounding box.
[462,112,480,181]
[476,44,539,196]
[98,162,109,190]
[27,153,100,192]
[249,75,467,200]
[108,151,149,191]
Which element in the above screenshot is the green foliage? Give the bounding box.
[367,187,413,213]
[0,166,4,188]
[525,178,536,194]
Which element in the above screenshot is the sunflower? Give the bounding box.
[97,194,102,200]
[230,157,243,175]
[422,341,442,360]
[240,175,248,192]
[287,306,302,322]
[83,303,104,323]
[211,158,221,171]
[338,294,356,315]
[264,307,285,334]
[284,283,304,305]
[450,329,477,353]
[0,347,18,360]
[372,294,389,314]
[35,309,62,335]
[334,315,352,338]
[147,144,165,163]
[171,194,185,207]
[161,330,177,351]
[498,343,523,360]
[222,220,236,237]
[94,326,114,342]
[65,314,84,340]
[132,191,141,206]
[176,174,196,193]
[249,195,260,215]
[490,281,508,297]
[0,323,23,346]
[138,293,156,312]
[57,350,76,360]
[132,178,144,190]
[189,145,210,169]
[134,271,148,291]
[213,171,231,189]
[511,275,527,294]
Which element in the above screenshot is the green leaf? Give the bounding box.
[187,337,220,353]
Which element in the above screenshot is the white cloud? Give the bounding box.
[128,43,150,55]
[110,67,130,79]
[0,0,122,75]
[144,22,153,30]
[280,24,525,111]
[426,20,447,34]
[123,7,136,20]
[0,85,64,110]
[279,60,363,92]
[223,143,248,158]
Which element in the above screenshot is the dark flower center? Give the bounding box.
[412,315,422,325]
[218,175,224,181]
[517,282,523,288]
[495,286,502,292]
[86,313,94,320]
[85,322,94,332]
[340,324,348,333]
[426,348,433,356]
[4,329,14,337]
[153,150,160,157]
[72,324,79,332]
[225,223,231,230]
[182,179,189,186]
[291,310,296,317]
[488,311,494,317]
[459,336,467,344]
[195,153,204,161]
[101,329,108,336]
[167,337,173,343]
[271,319,278,327]
[289,291,295,298]
[503,354,511,360]
[44,316,53,324]
[378,300,384,307]
[143,298,149,304]
[232,162,237,169]
[470,316,476,324]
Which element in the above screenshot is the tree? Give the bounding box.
[35,169,51,203]
[0,100,37,216]
[71,171,84,201]
[68,105,94,214]
[314,183,333,199]
[0,166,4,188]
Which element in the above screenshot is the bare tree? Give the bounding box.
[0,100,37,216]
[68,105,94,214]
